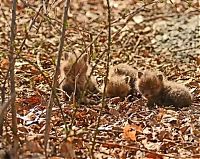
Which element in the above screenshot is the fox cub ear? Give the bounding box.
[124,76,131,84]
[157,74,163,81]
[80,53,88,62]
[138,71,143,78]
[63,53,69,60]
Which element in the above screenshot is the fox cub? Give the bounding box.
[59,53,97,101]
[136,70,192,108]
[103,63,137,98]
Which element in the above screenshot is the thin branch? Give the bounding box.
[79,1,158,58]
[1,69,9,105]
[0,91,14,135]
[82,138,178,158]
[44,0,70,157]
[19,0,59,52]
[0,64,10,135]
[17,53,51,86]
[91,0,111,158]
[19,4,43,52]
[9,0,18,157]
[0,94,15,117]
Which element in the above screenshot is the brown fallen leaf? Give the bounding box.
[0,58,9,69]
[23,140,43,154]
[156,108,166,122]
[146,152,163,159]
[75,111,87,119]
[102,142,121,148]
[109,96,121,104]
[33,74,45,83]
[197,57,200,65]
[109,108,120,117]
[123,124,142,141]
[18,125,29,133]
[19,96,42,105]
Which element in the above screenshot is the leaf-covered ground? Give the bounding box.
[0,0,200,158]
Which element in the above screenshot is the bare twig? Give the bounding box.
[0,64,11,135]
[42,0,48,14]
[19,4,43,52]
[17,53,52,86]
[0,82,14,135]
[80,1,158,57]
[67,74,79,132]
[169,0,173,4]
[170,46,200,53]
[74,21,88,54]
[83,48,108,97]
[9,0,18,157]
[182,0,200,11]
[82,30,105,54]
[82,138,178,158]
[0,94,15,117]
[91,0,111,158]
[1,70,9,105]
[44,0,70,157]
[19,0,58,52]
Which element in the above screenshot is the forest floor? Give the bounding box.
[0,0,200,158]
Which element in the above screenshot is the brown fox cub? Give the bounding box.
[104,74,131,98]
[136,70,192,108]
[103,63,137,98]
[59,53,97,101]
[110,63,138,94]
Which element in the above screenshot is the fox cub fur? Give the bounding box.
[103,63,137,98]
[59,53,97,101]
[136,70,192,108]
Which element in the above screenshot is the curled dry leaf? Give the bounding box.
[123,124,142,141]
[155,108,166,122]
[180,125,190,134]
[75,111,87,119]
[109,96,121,104]
[161,110,178,125]
[0,58,9,69]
